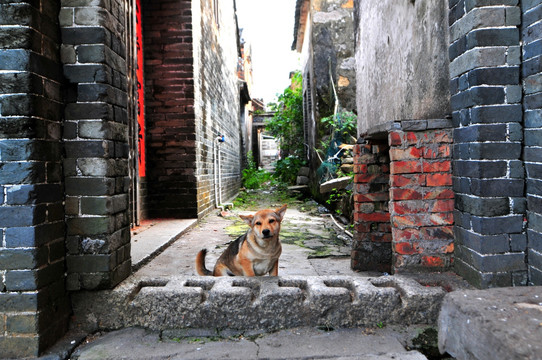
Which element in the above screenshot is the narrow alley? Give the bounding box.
[132,189,363,279]
[2,0,542,358]
[61,189,470,360]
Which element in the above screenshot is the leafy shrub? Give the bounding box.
[273,155,304,185]
[242,152,271,189]
[321,111,357,141]
[266,71,304,158]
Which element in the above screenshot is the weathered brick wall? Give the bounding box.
[0,1,70,357]
[141,0,199,218]
[352,141,392,273]
[60,0,131,290]
[449,0,527,287]
[142,0,241,219]
[193,0,242,216]
[352,1,453,275]
[523,0,542,285]
[389,122,454,272]
[352,122,454,274]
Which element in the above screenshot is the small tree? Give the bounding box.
[266,71,304,158]
[266,71,305,184]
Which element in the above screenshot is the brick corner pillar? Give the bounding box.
[61,1,131,291]
[352,122,455,275]
[389,122,455,273]
[352,140,392,273]
[449,0,526,288]
[523,0,542,285]
[0,1,70,357]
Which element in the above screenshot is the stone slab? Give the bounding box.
[130,219,197,271]
[320,177,352,194]
[70,326,428,360]
[438,286,542,360]
[71,275,446,333]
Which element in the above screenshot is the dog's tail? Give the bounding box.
[195,248,213,276]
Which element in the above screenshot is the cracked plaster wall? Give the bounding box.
[355,0,451,135]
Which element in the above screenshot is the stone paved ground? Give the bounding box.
[68,326,436,360]
[59,188,469,360]
[134,188,378,279]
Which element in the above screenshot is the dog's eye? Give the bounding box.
[269,219,275,223]
[255,221,262,226]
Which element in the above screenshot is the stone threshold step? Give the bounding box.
[72,275,448,333]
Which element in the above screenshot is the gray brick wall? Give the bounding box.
[0,1,70,357]
[523,0,542,285]
[193,0,242,216]
[141,0,199,218]
[142,0,241,219]
[60,0,131,291]
[449,0,527,288]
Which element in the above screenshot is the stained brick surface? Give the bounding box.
[142,0,241,219]
[388,126,454,273]
[352,141,392,272]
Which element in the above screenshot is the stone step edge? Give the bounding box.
[72,275,449,333]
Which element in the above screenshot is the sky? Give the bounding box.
[235,0,301,105]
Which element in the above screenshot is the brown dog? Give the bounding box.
[195,204,287,276]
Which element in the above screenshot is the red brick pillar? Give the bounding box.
[389,127,454,272]
[352,140,392,272]
[352,121,455,274]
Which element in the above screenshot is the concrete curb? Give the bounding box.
[131,219,198,272]
[438,286,542,360]
[72,275,447,333]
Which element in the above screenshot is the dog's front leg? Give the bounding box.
[269,260,279,276]
[239,258,256,276]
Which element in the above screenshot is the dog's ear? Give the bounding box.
[275,204,287,221]
[239,214,253,226]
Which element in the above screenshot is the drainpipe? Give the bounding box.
[214,135,234,211]
[214,135,224,210]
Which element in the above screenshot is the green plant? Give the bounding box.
[266,71,304,158]
[326,188,342,206]
[321,111,357,140]
[272,155,304,185]
[242,151,271,189]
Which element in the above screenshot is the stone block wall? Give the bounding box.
[449,0,527,287]
[310,0,357,117]
[294,0,357,197]
[141,0,199,218]
[0,1,70,357]
[523,0,542,285]
[60,0,131,291]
